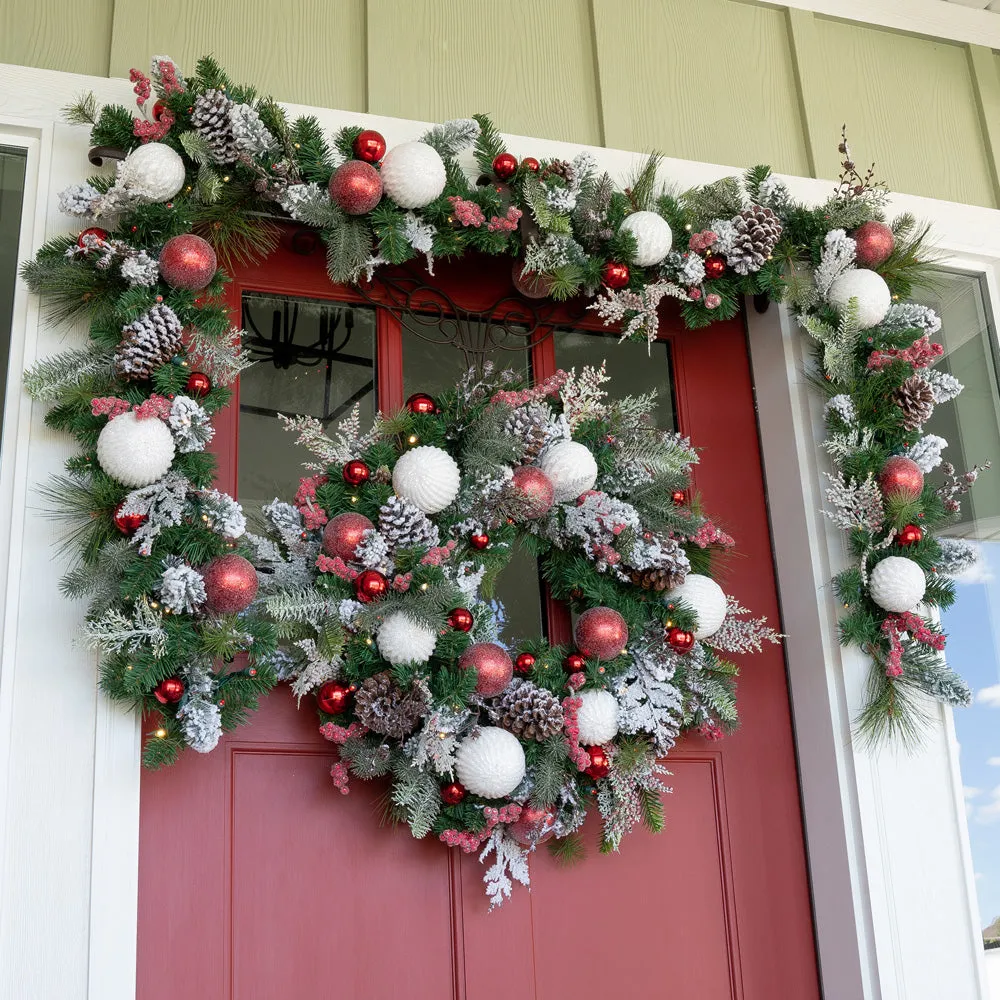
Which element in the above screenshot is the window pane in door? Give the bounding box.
[0,146,27,452]
[238,292,377,517]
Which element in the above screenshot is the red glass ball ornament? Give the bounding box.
[342,459,371,487]
[511,465,555,518]
[469,532,490,550]
[113,502,147,535]
[153,677,185,704]
[508,804,556,846]
[671,490,686,505]
[406,392,438,415]
[322,512,375,561]
[574,606,629,660]
[584,746,610,779]
[601,261,630,289]
[852,220,895,270]
[159,234,218,291]
[511,261,554,299]
[896,524,924,547]
[492,152,518,181]
[704,255,726,279]
[328,160,383,215]
[878,456,924,500]
[458,642,514,697]
[202,553,259,614]
[77,226,108,249]
[441,781,467,805]
[563,653,586,673]
[152,99,168,121]
[666,627,696,653]
[521,157,540,173]
[354,569,388,604]
[514,652,536,675]
[448,607,474,632]
[316,681,352,715]
[353,129,387,164]
[185,371,211,397]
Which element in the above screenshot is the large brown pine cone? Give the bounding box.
[190,89,239,164]
[628,565,686,592]
[724,205,783,275]
[353,671,428,739]
[486,679,564,742]
[113,303,184,381]
[893,375,935,431]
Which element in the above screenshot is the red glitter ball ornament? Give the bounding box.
[852,220,895,270]
[574,606,629,660]
[584,746,610,779]
[77,226,108,249]
[878,456,924,500]
[511,465,555,518]
[342,459,371,487]
[153,677,185,704]
[354,569,388,603]
[512,261,554,299]
[563,653,586,673]
[671,490,686,505]
[113,502,147,535]
[322,512,374,561]
[185,371,211,397]
[514,652,536,675]
[601,261,630,289]
[704,255,725,279]
[353,129,387,164]
[521,157,540,173]
[202,554,259,614]
[406,392,438,415]
[159,234,217,291]
[508,804,556,847]
[492,152,518,181]
[666,627,696,653]
[317,681,352,715]
[459,642,513,697]
[896,524,924,547]
[441,781,467,805]
[469,532,489,550]
[448,607,474,632]
[328,160,383,215]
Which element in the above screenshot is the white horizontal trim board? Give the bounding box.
[0,59,998,1000]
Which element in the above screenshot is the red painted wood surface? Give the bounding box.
[137,242,820,1000]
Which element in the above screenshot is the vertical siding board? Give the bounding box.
[0,0,114,76]
[785,9,822,178]
[967,44,1000,206]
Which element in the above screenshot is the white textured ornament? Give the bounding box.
[869,556,926,613]
[392,445,460,514]
[376,611,438,665]
[619,211,673,266]
[117,143,187,203]
[380,141,446,209]
[96,411,175,487]
[576,689,620,745]
[539,440,598,503]
[826,268,891,330]
[455,727,526,799]
[664,573,727,639]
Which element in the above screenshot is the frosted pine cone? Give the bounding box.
[628,565,686,592]
[723,205,782,275]
[114,303,184,380]
[893,375,935,431]
[504,403,559,464]
[190,89,239,164]
[353,671,428,739]
[486,678,564,742]
[541,160,574,184]
[378,496,440,553]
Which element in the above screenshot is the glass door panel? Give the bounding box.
[0,146,27,451]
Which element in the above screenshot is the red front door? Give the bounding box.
[136,244,820,1000]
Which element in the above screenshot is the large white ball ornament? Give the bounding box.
[96,412,175,487]
[619,211,673,267]
[664,573,727,640]
[392,445,461,514]
[827,268,891,330]
[116,142,187,203]
[539,440,598,503]
[576,689,620,745]
[455,727,526,799]
[869,556,926,613]
[379,141,446,209]
[376,611,438,665]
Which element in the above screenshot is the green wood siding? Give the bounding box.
[1,0,997,208]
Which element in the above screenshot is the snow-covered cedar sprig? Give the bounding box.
[80,599,167,658]
[185,326,255,386]
[479,826,531,910]
[822,471,884,532]
[588,280,688,344]
[708,598,783,654]
[279,403,381,470]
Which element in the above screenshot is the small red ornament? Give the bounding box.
[322,512,374,561]
[704,255,725,279]
[574,606,629,660]
[852,220,895,270]
[448,607,474,632]
[77,227,108,249]
[492,152,518,181]
[666,627,696,653]
[202,554,258,614]
[153,677,184,704]
[342,459,371,487]
[354,569,388,603]
[563,653,586,673]
[601,261,630,289]
[151,100,168,121]
[511,465,555,518]
[328,160,383,215]
[521,157,540,173]
[353,129,387,164]
[184,371,211,397]
[113,502,147,535]
[316,680,352,715]
[688,287,702,301]
[508,804,555,846]
[441,781,467,805]
[671,490,686,505]
[584,746,610,779]
[159,234,217,291]
[511,261,554,299]
[459,642,513,697]
[896,524,924,547]
[514,652,536,675]
[469,532,490,550]
[406,392,438,415]
[878,456,924,500]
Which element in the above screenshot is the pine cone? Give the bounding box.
[504,403,559,463]
[353,671,428,739]
[723,205,782,275]
[486,679,564,742]
[114,303,184,380]
[893,375,935,430]
[628,565,686,592]
[541,160,573,184]
[378,496,440,552]
[190,89,239,164]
